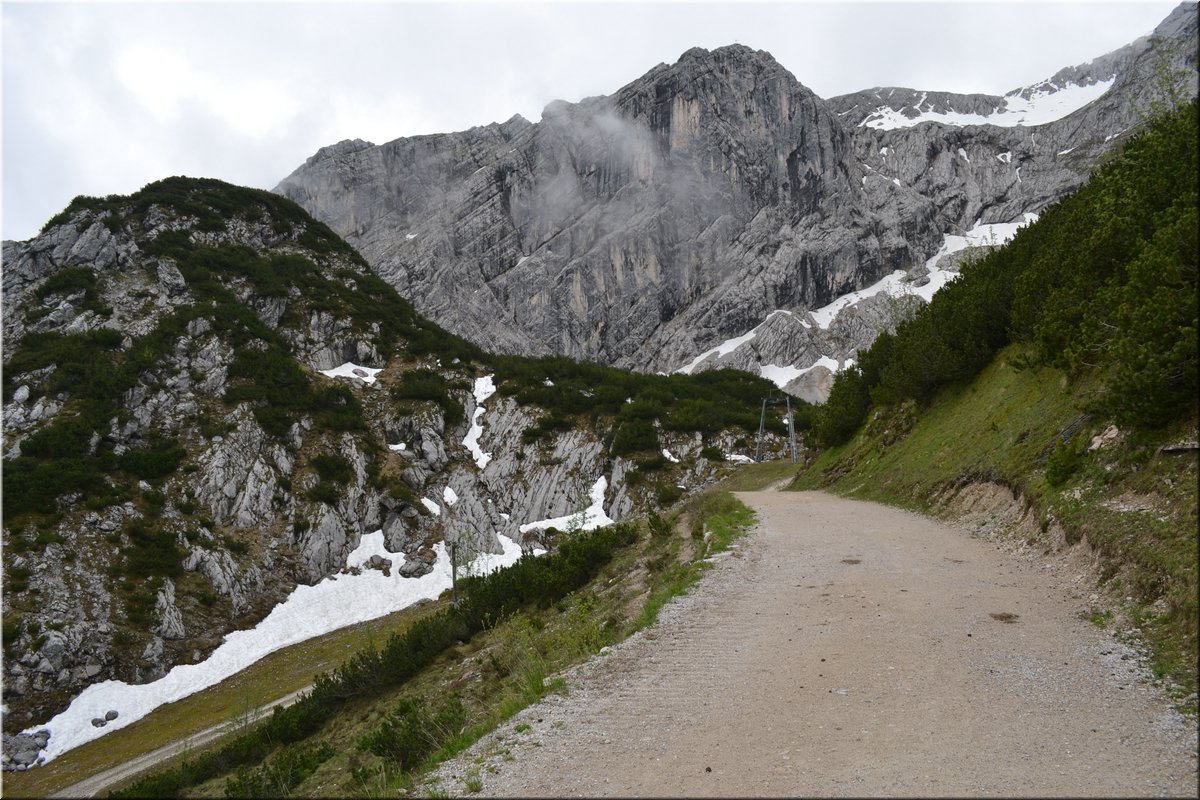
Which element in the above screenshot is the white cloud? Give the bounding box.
[1,1,1181,242]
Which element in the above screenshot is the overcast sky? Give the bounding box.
[1,0,1182,242]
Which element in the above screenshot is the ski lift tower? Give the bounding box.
[755,393,798,464]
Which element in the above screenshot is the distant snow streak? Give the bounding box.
[861,79,1114,130]
[677,328,759,375]
[462,374,497,469]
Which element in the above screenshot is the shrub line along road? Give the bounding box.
[431,490,1198,797]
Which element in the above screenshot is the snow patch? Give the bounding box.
[662,448,680,464]
[758,357,841,390]
[319,362,382,385]
[957,147,970,163]
[462,375,497,469]
[677,328,759,375]
[388,442,407,452]
[24,530,531,762]
[725,453,754,464]
[861,78,1114,129]
[421,498,441,516]
[519,477,614,533]
[443,487,458,506]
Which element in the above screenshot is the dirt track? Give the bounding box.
[430,490,1198,797]
[49,686,311,798]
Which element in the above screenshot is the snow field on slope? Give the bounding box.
[861,79,1114,129]
[25,530,531,762]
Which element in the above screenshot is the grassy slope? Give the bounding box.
[791,344,1198,705]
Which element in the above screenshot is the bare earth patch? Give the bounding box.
[428,491,1197,797]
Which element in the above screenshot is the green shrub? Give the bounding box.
[392,369,465,426]
[224,741,334,798]
[306,483,342,506]
[6,566,31,594]
[610,418,659,456]
[122,520,185,578]
[655,484,684,506]
[358,695,465,770]
[119,438,187,480]
[1046,433,1087,487]
[35,266,97,301]
[310,454,353,485]
[647,511,673,539]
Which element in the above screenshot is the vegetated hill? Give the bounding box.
[794,98,1199,701]
[0,177,790,747]
[275,3,1197,394]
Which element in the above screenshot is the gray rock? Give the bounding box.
[366,554,393,571]
[275,6,1197,395]
[152,578,186,640]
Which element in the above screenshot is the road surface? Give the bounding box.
[430,490,1198,797]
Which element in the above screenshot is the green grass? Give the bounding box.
[791,343,1198,706]
[712,458,804,492]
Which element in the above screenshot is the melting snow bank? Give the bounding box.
[862,79,1114,129]
[23,531,529,763]
[519,477,615,533]
[677,329,759,375]
[319,362,382,384]
[759,357,842,389]
[463,375,497,469]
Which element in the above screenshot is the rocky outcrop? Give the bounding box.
[2,181,781,740]
[275,4,1197,398]
[277,45,939,377]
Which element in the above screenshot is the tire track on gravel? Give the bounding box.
[429,491,1197,797]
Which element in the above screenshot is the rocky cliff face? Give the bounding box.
[276,3,1198,400]
[1,180,779,740]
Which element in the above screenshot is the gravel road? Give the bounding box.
[429,490,1198,797]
